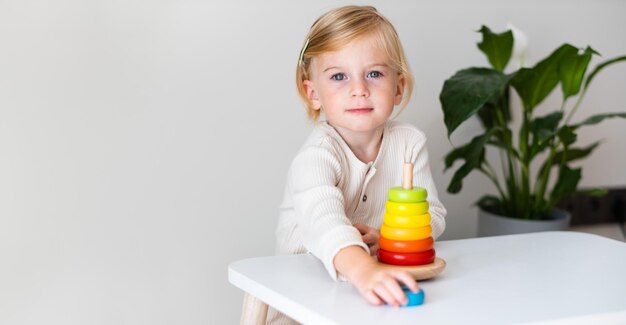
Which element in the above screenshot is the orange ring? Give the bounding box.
[384,212,431,228]
[379,236,434,253]
[380,224,432,241]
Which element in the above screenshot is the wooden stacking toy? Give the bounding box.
[377,163,446,282]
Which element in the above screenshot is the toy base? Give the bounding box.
[378,257,446,280]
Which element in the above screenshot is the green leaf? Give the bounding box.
[440,68,511,137]
[476,101,498,129]
[532,111,563,141]
[445,131,494,193]
[529,111,563,159]
[584,55,626,90]
[559,46,597,100]
[477,26,514,72]
[444,131,491,170]
[551,165,582,203]
[572,112,626,128]
[557,126,577,146]
[511,44,578,111]
[447,157,482,194]
[537,142,599,188]
[486,129,522,160]
[477,88,512,130]
[552,142,601,165]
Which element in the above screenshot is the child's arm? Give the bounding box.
[354,223,379,256]
[333,245,419,307]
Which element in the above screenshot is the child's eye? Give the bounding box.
[330,73,346,81]
[367,71,383,78]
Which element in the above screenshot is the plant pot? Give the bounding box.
[477,208,571,237]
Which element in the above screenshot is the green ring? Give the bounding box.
[388,186,427,203]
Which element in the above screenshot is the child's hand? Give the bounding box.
[350,256,419,307]
[334,246,419,307]
[354,223,379,256]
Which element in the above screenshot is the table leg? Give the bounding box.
[240,292,268,325]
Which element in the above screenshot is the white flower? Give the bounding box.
[507,22,529,69]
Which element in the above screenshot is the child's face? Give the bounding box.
[304,35,405,134]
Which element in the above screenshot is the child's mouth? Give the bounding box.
[347,108,374,114]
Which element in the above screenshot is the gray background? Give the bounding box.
[1,0,625,324]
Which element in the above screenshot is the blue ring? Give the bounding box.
[401,287,425,307]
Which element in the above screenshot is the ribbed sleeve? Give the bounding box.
[290,146,370,280]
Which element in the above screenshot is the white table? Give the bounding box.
[229,231,626,324]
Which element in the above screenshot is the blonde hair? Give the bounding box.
[296,5,414,121]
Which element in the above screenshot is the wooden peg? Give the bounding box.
[403,162,413,190]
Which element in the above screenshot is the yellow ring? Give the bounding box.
[380,224,432,241]
[383,212,431,228]
[385,201,429,216]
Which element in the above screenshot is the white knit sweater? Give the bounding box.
[261,120,447,324]
[274,120,446,280]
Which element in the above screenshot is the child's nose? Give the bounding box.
[350,78,370,97]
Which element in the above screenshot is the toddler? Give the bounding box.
[250,5,447,324]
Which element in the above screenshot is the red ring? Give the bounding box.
[377,249,436,266]
[379,237,434,253]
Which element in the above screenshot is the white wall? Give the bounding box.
[1,0,625,324]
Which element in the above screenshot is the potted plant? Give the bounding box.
[439,26,626,236]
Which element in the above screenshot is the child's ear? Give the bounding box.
[303,80,321,110]
[394,75,406,105]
